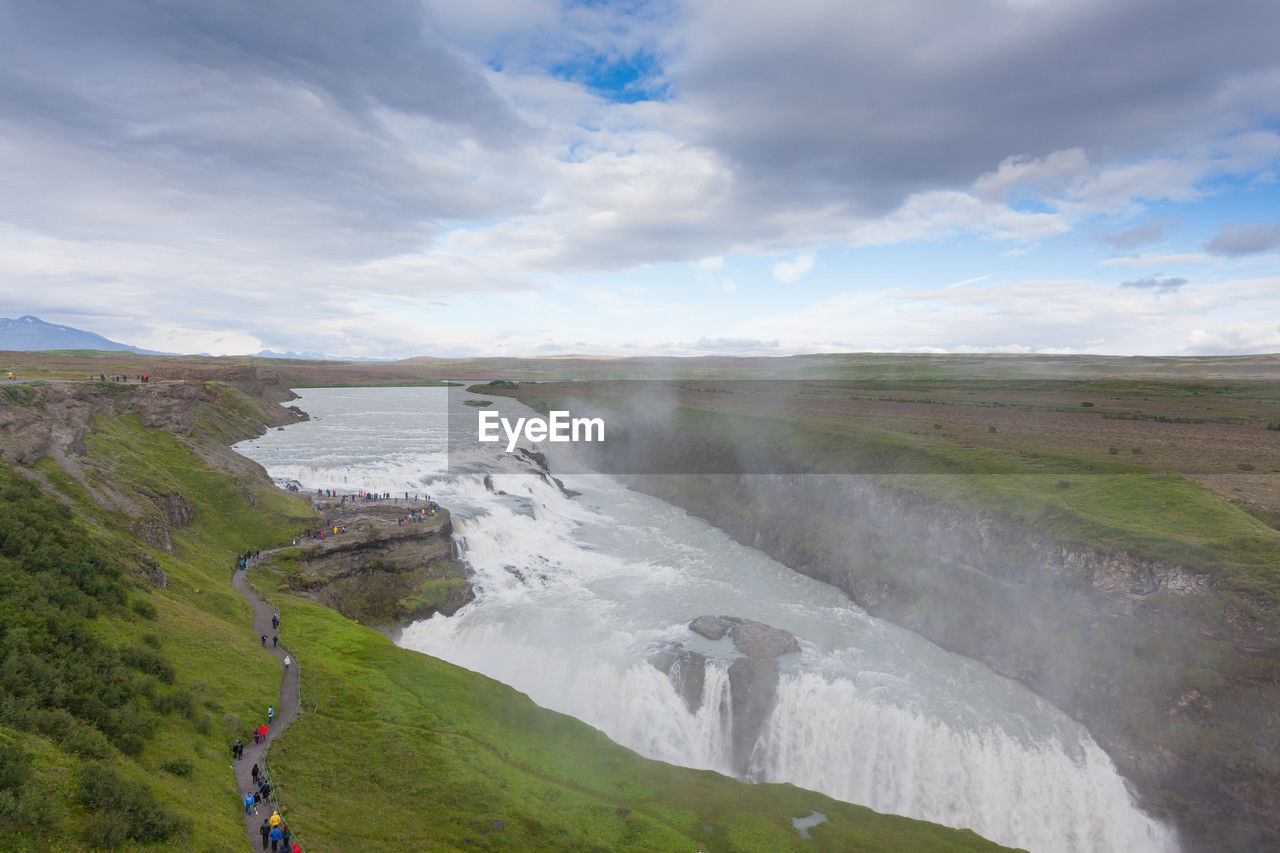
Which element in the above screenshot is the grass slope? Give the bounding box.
[2,388,1006,851]
[2,392,317,849]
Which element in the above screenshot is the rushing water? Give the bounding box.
[236,386,1178,852]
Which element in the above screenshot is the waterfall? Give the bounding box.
[237,386,1179,853]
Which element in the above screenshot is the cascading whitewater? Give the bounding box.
[236,386,1179,853]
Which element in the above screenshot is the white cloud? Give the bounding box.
[1000,244,1037,257]
[1,0,1279,356]
[947,275,993,288]
[146,327,265,357]
[974,149,1089,200]
[1101,252,1213,267]
[726,275,1280,356]
[1187,322,1280,354]
[772,254,815,283]
[847,190,1070,247]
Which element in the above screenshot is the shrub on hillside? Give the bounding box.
[0,470,181,761]
[160,758,193,777]
[0,748,47,828]
[77,763,184,846]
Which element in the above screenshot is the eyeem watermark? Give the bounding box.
[477,410,605,452]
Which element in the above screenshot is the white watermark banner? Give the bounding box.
[477,410,605,452]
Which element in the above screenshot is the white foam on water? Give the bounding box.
[237,386,1179,853]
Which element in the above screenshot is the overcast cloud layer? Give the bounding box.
[0,0,1278,357]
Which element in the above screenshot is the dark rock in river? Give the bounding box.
[689,615,800,658]
[649,643,707,714]
[729,619,800,659]
[727,656,780,777]
[685,614,799,775]
[516,448,580,498]
[689,615,734,641]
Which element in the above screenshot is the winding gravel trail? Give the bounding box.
[231,562,301,850]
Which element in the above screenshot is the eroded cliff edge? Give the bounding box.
[0,374,472,625]
[0,371,308,570]
[472,377,1280,850]
[622,472,1279,852]
[274,497,471,627]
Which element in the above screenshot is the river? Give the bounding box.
[235,385,1177,852]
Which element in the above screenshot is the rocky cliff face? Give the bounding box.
[624,472,1280,852]
[278,500,471,626]
[0,371,307,580]
[0,370,304,466]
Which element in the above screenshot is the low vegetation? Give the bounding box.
[0,469,189,846]
[1,375,1006,850]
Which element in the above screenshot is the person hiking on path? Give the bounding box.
[283,654,291,671]
[281,823,291,850]
[268,705,274,724]
[269,825,282,852]
[272,635,278,647]
[260,634,267,647]
[272,612,280,630]
[259,818,271,850]
[243,793,254,814]
[252,763,260,783]
[232,738,243,760]
[269,809,282,828]
[258,723,268,742]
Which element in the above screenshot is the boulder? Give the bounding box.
[689,615,734,641]
[649,644,707,714]
[685,614,799,776]
[688,615,800,659]
[729,618,800,659]
[727,656,781,777]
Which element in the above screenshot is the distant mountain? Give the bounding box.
[0,315,392,360]
[0,315,162,353]
[254,349,392,363]
[254,349,336,361]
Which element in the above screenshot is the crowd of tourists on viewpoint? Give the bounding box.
[302,490,441,540]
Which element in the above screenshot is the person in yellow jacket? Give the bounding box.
[270,810,282,828]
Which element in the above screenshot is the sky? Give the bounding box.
[1,0,1279,359]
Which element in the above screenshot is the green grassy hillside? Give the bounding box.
[0,384,1006,851]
